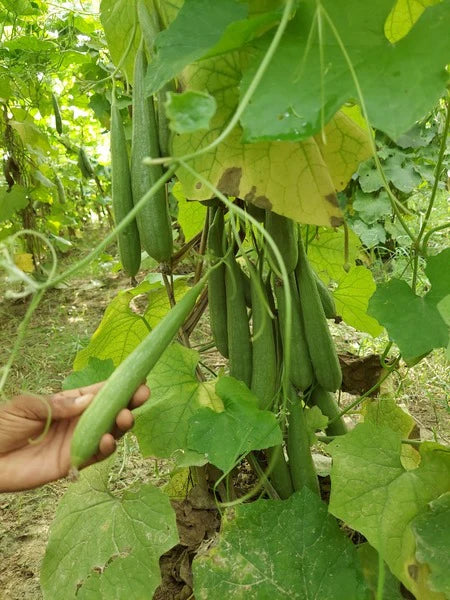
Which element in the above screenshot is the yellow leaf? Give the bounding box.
[333,266,384,337]
[314,111,372,191]
[14,253,34,273]
[384,0,439,43]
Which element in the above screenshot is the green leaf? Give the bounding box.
[329,422,450,597]
[363,394,415,438]
[187,376,282,473]
[424,248,450,308]
[351,220,387,249]
[165,90,217,133]
[0,75,12,100]
[62,357,115,391]
[193,487,368,599]
[41,462,178,599]
[411,492,450,597]
[358,543,404,600]
[146,0,248,94]
[11,119,51,156]
[302,226,361,283]
[0,0,40,15]
[133,344,222,466]
[358,159,384,194]
[144,277,190,327]
[304,405,329,444]
[0,186,29,223]
[383,151,422,193]
[240,0,450,142]
[172,181,208,240]
[333,266,384,336]
[368,278,449,360]
[353,189,392,224]
[100,0,140,82]
[76,554,158,600]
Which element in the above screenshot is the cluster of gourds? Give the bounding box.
[111,5,173,277]
[207,206,346,496]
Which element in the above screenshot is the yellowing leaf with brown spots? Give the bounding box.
[384,0,439,42]
[174,55,371,227]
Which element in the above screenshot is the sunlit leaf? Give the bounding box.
[133,344,223,466]
[384,0,440,42]
[41,462,178,599]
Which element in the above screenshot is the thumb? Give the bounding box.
[50,392,94,419]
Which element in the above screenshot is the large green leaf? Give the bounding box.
[240,0,450,142]
[73,285,151,370]
[41,462,178,599]
[187,376,282,473]
[193,487,368,599]
[146,0,248,94]
[100,0,142,82]
[302,226,361,283]
[133,344,222,466]
[0,0,40,15]
[62,357,115,390]
[411,493,450,597]
[329,422,450,598]
[362,395,415,439]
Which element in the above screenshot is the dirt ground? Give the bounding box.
[0,238,448,600]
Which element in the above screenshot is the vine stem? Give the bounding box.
[422,223,450,257]
[44,165,177,290]
[0,290,45,397]
[148,0,295,166]
[411,98,450,291]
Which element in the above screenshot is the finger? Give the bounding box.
[115,408,134,432]
[49,392,94,419]
[52,381,105,404]
[129,384,150,409]
[98,433,116,458]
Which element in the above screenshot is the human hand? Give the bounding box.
[0,382,150,492]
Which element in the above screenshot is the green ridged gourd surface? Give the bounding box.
[131,41,173,263]
[296,237,342,392]
[111,101,141,277]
